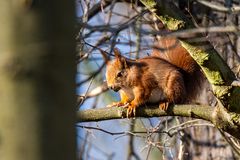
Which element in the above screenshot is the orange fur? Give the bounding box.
[152,37,203,102]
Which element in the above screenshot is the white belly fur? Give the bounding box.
[148,88,166,103]
[120,87,165,103]
[120,87,134,101]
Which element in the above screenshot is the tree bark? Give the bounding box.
[0,1,76,160]
[77,105,214,122]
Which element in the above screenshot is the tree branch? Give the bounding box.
[196,0,240,13]
[77,105,213,123]
[77,104,240,139]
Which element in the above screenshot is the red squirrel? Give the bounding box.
[102,37,203,117]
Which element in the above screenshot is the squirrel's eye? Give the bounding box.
[116,71,123,78]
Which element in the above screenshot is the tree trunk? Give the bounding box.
[0,1,76,160]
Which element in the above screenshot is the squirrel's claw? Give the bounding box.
[126,103,136,118]
[159,102,169,111]
[111,102,135,118]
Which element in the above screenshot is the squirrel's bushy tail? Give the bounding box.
[152,37,204,103]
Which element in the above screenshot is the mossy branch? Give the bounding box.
[77,104,240,139]
[77,105,213,122]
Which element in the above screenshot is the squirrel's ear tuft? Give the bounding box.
[121,57,128,69]
[113,48,121,58]
[114,48,128,68]
[99,49,110,64]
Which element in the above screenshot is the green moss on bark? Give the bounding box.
[140,0,186,30]
[228,88,240,113]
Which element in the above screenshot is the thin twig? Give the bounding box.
[77,78,94,109]
[77,121,214,138]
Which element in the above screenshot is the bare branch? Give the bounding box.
[77,119,214,137]
[232,80,240,87]
[78,0,112,23]
[196,0,240,13]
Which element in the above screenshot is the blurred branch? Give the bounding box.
[77,62,106,86]
[78,0,112,24]
[77,119,213,137]
[148,26,240,37]
[83,9,149,37]
[127,119,141,160]
[76,78,94,109]
[77,36,111,63]
[196,0,240,13]
[232,80,240,87]
[79,81,108,99]
[77,133,114,158]
[219,129,240,156]
[76,82,108,108]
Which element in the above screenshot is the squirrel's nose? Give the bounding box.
[108,85,120,92]
[108,85,113,90]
